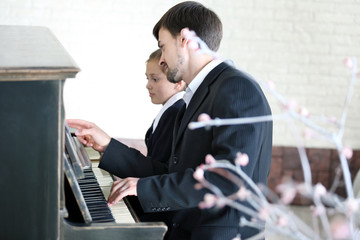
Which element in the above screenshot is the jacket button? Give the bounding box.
[172,223,179,228]
[173,157,178,165]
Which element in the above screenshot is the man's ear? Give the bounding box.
[180,28,199,51]
[180,28,191,47]
[179,36,188,48]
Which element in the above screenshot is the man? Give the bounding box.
[68,1,272,239]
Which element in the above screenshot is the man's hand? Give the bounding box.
[107,177,139,206]
[66,119,111,153]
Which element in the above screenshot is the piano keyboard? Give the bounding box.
[77,168,115,223]
[91,160,135,223]
[64,125,136,224]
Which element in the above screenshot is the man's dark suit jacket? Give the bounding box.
[99,62,273,240]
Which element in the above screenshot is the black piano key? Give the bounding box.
[76,168,115,223]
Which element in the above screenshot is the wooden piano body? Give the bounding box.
[0,25,167,240]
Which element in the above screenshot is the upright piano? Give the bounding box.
[0,25,167,240]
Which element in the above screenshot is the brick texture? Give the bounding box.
[268,146,360,205]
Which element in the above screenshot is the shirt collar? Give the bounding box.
[152,91,185,132]
[183,59,222,107]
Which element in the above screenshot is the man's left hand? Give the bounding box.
[107,177,139,206]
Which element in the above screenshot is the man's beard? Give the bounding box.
[166,55,183,84]
[167,67,179,83]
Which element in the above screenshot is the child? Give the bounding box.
[113,49,185,162]
[67,48,185,221]
[143,49,185,165]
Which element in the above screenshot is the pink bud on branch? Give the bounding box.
[199,193,217,209]
[198,113,211,122]
[205,154,216,165]
[345,57,354,69]
[235,153,249,166]
[341,146,353,159]
[193,167,205,181]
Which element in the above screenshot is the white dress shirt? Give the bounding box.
[152,91,185,133]
[183,59,223,108]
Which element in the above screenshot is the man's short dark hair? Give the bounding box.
[153,1,223,52]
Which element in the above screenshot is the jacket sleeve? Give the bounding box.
[99,138,168,178]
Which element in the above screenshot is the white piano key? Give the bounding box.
[91,160,135,224]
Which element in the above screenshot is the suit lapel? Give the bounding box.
[174,62,229,147]
[145,121,154,151]
[173,104,186,142]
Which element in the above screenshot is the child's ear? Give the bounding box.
[175,80,186,91]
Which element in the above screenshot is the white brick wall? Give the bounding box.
[1,0,359,149]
